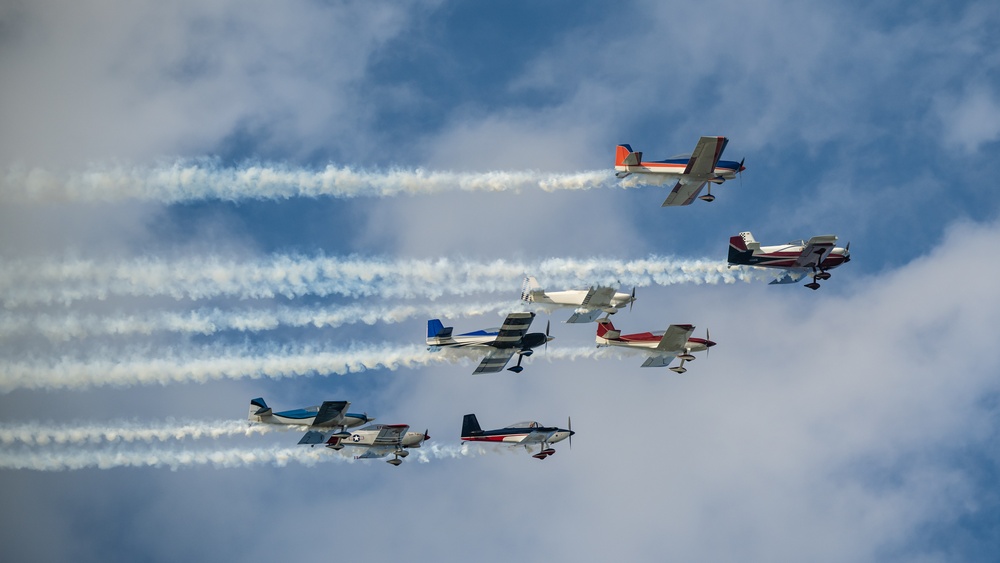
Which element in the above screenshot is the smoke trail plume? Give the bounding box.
[0,344,610,393]
[0,443,479,471]
[1,254,768,307]
[0,343,443,393]
[0,300,518,341]
[0,420,276,446]
[2,162,615,203]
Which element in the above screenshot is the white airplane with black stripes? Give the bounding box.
[426,311,552,374]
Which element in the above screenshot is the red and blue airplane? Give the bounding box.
[461,413,573,460]
[614,135,745,206]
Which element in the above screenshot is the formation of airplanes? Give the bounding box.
[248,398,428,465]
[244,136,853,466]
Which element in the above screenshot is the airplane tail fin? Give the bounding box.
[461,414,483,438]
[596,319,620,340]
[248,397,271,422]
[728,232,759,264]
[615,144,642,167]
[520,276,542,302]
[426,319,452,340]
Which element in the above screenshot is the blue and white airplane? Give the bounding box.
[426,311,552,374]
[461,413,573,460]
[325,424,430,466]
[614,136,745,206]
[247,397,374,445]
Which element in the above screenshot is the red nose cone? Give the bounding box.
[706,340,717,348]
[424,433,431,441]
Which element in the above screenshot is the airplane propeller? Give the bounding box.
[629,287,636,312]
[568,416,573,449]
[844,242,851,262]
[544,320,551,350]
[738,157,746,189]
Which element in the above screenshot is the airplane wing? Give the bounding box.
[662,179,708,207]
[793,236,838,268]
[580,286,617,309]
[683,136,728,177]
[299,429,336,445]
[491,311,534,346]
[565,309,605,324]
[356,447,394,459]
[311,400,349,427]
[655,324,695,352]
[372,424,409,446]
[473,348,517,374]
[641,355,677,368]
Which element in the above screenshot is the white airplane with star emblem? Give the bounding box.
[520,276,636,323]
[324,424,430,466]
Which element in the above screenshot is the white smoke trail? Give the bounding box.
[0,420,278,446]
[0,443,477,471]
[0,344,614,393]
[0,300,519,341]
[1,161,616,203]
[0,343,442,393]
[0,254,768,307]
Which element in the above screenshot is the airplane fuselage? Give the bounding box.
[614,159,743,180]
[462,428,573,445]
[736,244,850,270]
[252,408,370,429]
[596,332,714,353]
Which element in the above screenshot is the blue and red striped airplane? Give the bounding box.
[614,136,745,206]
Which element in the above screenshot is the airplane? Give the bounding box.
[426,311,553,374]
[614,135,745,206]
[247,397,374,445]
[520,275,636,323]
[460,413,573,460]
[727,231,851,290]
[323,424,430,466]
[595,318,715,373]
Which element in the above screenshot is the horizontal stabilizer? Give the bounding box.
[641,355,676,368]
[566,309,605,324]
[769,272,808,285]
[298,430,331,445]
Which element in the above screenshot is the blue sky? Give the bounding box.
[2,1,1000,561]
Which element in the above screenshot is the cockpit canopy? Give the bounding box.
[505,421,541,429]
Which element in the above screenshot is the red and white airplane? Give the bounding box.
[520,275,635,323]
[614,135,745,206]
[727,231,851,290]
[461,413,573,460]
[596,318,715,373]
